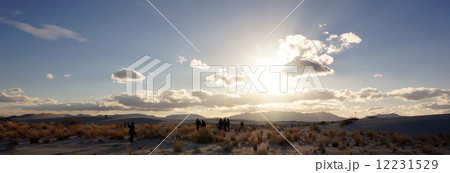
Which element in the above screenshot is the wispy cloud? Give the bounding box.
[46,73,54,80]
[373,73,383,77]
[0,16,87,43]
[64,74,72,78]
[318,23,327,29]
[176,55,187,65]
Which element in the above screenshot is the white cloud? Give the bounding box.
[322,31,329,35]
[64,74,72,78]
[386,87,450,101]
[176,55,187,65]
[0,91,36,103]
[276,34,334,75]
[6,88,24,93]
[326,34,338,41]
[318,23,327,29]
[111,68,145,83]
[340,32,362,48]
[0,16,87,43]
[46,73,54,80]
[326,32,362,54]
[373,74,383,77]
[190,59,209,70]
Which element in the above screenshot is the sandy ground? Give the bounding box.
[1,132,448,155]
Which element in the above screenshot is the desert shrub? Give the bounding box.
[43,137,50,143]
[310,123,321,132]
[390,133,409,145]
[268,131,287,146]
[191,128,214,144]
[5,122,19,131]
[309,131,317,142]
[18,124,30,138]
[54,129,70,140]
[62,119,81,126]
[256,143,269,155]
[178,125,192,136]
[8,131,19,145]
[339,118,358,127]
[0,131,3,140]
[220,140,233,152]
[367,130,376,140]
[352,131,363,146]
[28,131,41,144]
[433,136,441,147]
[338,130,347,137]
[173,140,182,153]
[329,129,336,138]
[239,131,251,144]
[332,139,339,148]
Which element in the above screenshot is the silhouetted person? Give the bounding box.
[201,120,206,127]
[218,118,223,130]
[128,122,136,143]
[240,121,244,132]
[226,118,231,132]
[224,118,228,131]
[195,118,201,131]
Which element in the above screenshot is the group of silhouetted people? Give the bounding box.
[218,118,231,131]
[195,118,206,131]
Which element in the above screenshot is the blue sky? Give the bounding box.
[0,0,449,117]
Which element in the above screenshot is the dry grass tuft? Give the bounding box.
[173,139,182,153]
[256,142,269,155]
[191,128,214,144]
[352,131,363,146]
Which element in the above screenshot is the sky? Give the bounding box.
[0,0,449,118]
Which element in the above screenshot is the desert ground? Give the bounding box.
[0,114,449,155]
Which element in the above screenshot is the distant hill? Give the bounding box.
[13,113,66,119]
[165,114,205,120]
[228,111,345,122]
[366,113,403,119]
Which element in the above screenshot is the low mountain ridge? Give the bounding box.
[229,111,345,122]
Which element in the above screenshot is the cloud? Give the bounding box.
[21,102,129,111]
[322,31,329,35]
[2,86,448,115]
[176,55,187,65]
[277,34,335,75]
[46,73,54,80]
[419,102,450,110]
[318,23,327,29]
[326,32,362,54]
[0,92,36,103]
[386,87,450,101]
[6,88,24,93]
[64,74,72,78]
[190,59,209,70]
[340,32,362,48]
[111,68,145,83]
[0,16,87,43]
[373,74,383,77]
[326,34,338,41]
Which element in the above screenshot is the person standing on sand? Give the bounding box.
[223,118,228,131]
[201,120,206,127]
[227,118,231,132]
[128,122,136,143]
[218,118,223,130]
[195,118,201,131]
